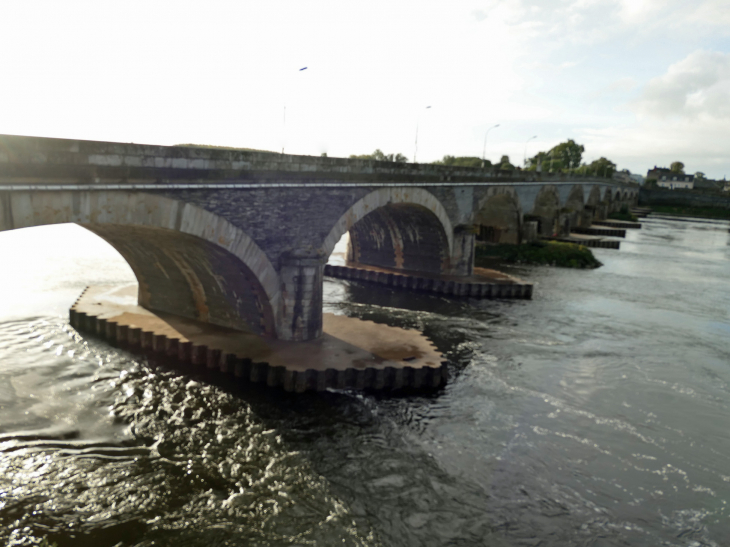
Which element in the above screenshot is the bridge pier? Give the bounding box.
[278,255,325,341]
[449,227,476,276]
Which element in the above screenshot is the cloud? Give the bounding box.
[618,0,730,27]
[632,51,730,120]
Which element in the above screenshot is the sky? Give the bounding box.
[1,0,729,179]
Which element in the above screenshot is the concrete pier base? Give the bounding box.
[593,219,642,229]
[70,285,447,393]
[324,263,533,299]
[571,225,627,238]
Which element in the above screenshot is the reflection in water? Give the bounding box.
[0,217,729,546]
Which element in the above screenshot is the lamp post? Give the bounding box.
[523,135,537,168]
[413,106,432,164]
[549,147,555,173]
[282,67,308,154]
[482,123,500,168]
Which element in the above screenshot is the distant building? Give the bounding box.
[646,166,671,180]
[656,173,694,190]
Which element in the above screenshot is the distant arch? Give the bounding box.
[584,185,602,223]
[473,190,522,244]
[530,185,560,236]
[562,185,586,231]
[322,188,454,274]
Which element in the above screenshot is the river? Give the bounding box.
[1,215,729,546]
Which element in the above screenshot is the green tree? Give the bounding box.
[670,161,685,173]
[694,171,706,181]
[528,139,584,172]
[499,155,515,171]
[432,155,489,168]
[549,139,584,171]
[586,157,616,178]
[349,149,408,163]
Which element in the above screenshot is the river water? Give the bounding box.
[1,216,729,547]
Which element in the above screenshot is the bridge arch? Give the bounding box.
[584,185,602,222]
[473,189,522,244]
[530,185,561,236]
[322,188,454,274]
[0,191,279,336]
[562,185,585,231]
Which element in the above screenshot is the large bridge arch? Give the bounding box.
[0,191,280,337]
[473,189,522,244]
[322,188,456,274]
[585,185,602,222]
[530,185,561,236]
[561,185,585,232]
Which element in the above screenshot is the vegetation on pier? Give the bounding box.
[608,206,638,222]
[475,241,602,269]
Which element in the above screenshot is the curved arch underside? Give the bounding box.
[532,186,560,236]
[0,191,279,336]
[348,203,450,274]
[84,224,274,335]
[564,186,587,229]
[474,193,521,244]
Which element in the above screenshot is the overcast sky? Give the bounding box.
[1,0,729,178]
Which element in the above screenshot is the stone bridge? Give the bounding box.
[0,135,637,341]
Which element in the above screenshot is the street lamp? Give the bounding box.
[482,123,500,167]
[282,67,308,154]
[523,135,537,168]
[413,106,432,164]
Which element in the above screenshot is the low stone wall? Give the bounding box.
[572,226,627,238]
[639,188,730,209]
[324,264,533,299]
[69,292,448,393]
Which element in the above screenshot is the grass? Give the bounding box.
[649,204,730,220]
[475,240,602,269]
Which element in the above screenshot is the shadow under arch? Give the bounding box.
[322,188,454,274]
[585,186,602,222]
[473,190,522,244]
[601,186,614,211]
[530,185,560,236]
[563,185,586,230]
[0,191,279,336]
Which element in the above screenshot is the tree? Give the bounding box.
[695,171,706,181]
[499,155,515,171]
[432,155,489,168]
[349,149,408,163]
[670,161,685,174]
[528,139,584,172]
[586,157,616,178]
[549,139,584,171]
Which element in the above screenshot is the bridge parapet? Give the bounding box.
[0,134,627,187]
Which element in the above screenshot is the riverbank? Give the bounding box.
[474,240,602,269]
